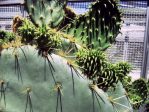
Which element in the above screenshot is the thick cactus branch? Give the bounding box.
[64,0,122,50]
[24,0,68,27]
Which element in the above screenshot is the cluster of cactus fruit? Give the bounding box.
[0,0,148,112]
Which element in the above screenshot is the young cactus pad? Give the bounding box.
[64,0,122,50]
[0,45,132,112]
[24,0,67,27]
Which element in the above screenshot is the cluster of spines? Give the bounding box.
[36,26,62,56]
[64,0,122,50]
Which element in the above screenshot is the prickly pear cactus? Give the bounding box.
[0,18,133,112]
[24,0,67,27]
[0,45,132,112]
[63,0,122,50]
[0,0,135,111]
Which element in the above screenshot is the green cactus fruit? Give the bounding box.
[63,0,122,50]
[76,49,118,91]
[121,75,132,92]
[24,0,67,27]
[0,30,18,59]
[115,62,132,82]
[0,46,132,112]
[97,64,118,91]
[76,49,107,79]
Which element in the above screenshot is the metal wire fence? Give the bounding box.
[0,0,148,70]
[108,1,147,70]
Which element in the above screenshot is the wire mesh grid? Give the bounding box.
[106,1,147,70]
[0,5,21,30]
[67,2,90,14]
[0,0,27,31]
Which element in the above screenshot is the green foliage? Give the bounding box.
[17,18,36,44]
[24,0,67,27]
[114,62,148,110]
[129,93,143,109]
[132,79,148,100]
[121,77,149,110]
[64,0,122,50]
[0,30,16,45]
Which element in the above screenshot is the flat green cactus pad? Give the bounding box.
[24,0,67,27]
[64,0,122,50]
[0,46,132,112]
